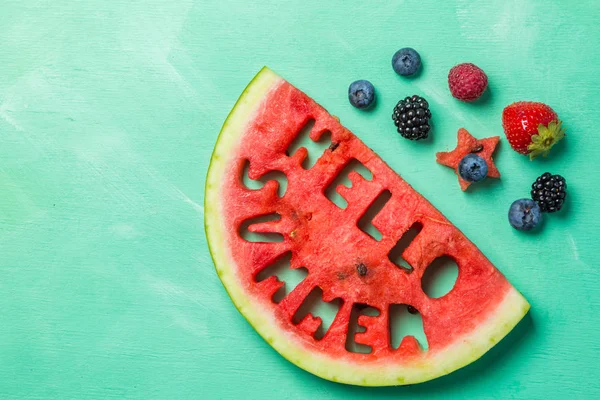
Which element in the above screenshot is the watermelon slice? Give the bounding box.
[205,67,529,386]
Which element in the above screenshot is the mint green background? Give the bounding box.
[1,0,599,399]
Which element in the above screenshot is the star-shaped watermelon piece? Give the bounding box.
[436,128,500,191]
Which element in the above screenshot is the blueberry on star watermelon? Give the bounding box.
[205,67,529,386]
[436,128,500,191]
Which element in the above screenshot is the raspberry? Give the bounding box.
[448,63,488,102]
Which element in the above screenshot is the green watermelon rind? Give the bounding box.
[204,67,530,386]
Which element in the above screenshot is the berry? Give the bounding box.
[348,80,375,109]
[530,172,567,213]
[392,48,421,76]
[448,63,488,102]
[502,101,565,160]
[392,95,431,140]
[508,199,543,231]
[458,154,488,182]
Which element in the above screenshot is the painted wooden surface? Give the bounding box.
[1,0,599,398]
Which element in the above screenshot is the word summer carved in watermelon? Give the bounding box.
[205,67,530,386]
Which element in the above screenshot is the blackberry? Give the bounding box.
[392,95,431,140]
[530,172,567,213]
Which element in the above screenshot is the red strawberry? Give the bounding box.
[448,63,488,102]
[502,102,565,160]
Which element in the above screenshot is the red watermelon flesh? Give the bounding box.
[205,67,529,386]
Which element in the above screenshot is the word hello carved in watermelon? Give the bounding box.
[239,144,453,353]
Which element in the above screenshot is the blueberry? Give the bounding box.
[392,48,421,76]
[508,199,543,231]
[348,80,375,109]
[458,154,488,182]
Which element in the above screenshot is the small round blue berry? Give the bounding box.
[458,154,488,182]
[392,48,421,76]
[508,199,543,231]
[348,80,375,109]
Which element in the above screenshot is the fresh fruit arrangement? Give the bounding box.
[209,45,571,386]
[206,67,529,386]
[508,173,567,231]
[500,101,567,229]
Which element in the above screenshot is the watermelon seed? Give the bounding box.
[407,305,418,314]
[356,263,368,276]
[329,142,340,151]
[471,144,484,153]
[305,212,312,221]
